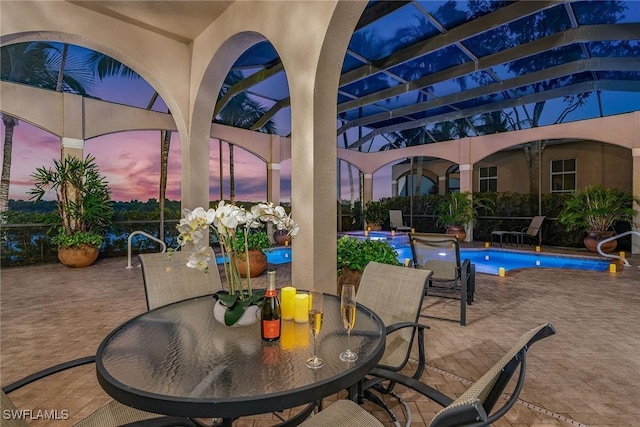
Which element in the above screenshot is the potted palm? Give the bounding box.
[28,155,113,267]
[436,192,490,241]
[232,229,272,278]
[363,200,386,231]
[558,185,638,253]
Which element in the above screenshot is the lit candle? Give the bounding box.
[391,230,396,236]
[364,230,369,236]
[484,242,490,248]
[280,286,296,320]
[367,226,371,232]
[411,228,415,234]
[284,239,289,246]
[404,258,411,267]
[294,294,309,323]
[619,251,625,259]
[535,245,541,252]
[498,267,505,277]
[609,263,617,273]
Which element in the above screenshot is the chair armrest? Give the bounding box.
[385,321,429,335]
[369,367,454,408]
[2,356,96,394]
[121,417,198,427]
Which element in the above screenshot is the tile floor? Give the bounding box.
[1,245,639,426]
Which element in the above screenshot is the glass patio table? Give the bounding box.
[96,294,385,426]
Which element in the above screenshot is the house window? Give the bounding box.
[479,166,497,192]
[551,159,576,192]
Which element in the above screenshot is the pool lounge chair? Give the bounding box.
[389,210,412,232]
[491,215,545,247]
[409,233,475,326]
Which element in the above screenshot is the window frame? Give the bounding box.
[478,166,498,192]
[550,158,577,193]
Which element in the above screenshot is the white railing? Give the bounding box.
[126,231,166,269]
[596,230,640,267]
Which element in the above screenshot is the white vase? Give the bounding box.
[213,299,260,327]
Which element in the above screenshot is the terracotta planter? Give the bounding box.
[445,225,466,242]
[57,244,99,268]
[337,269,362,295]
[584,230,617,253]
[233,249,268,278]
[366,223,382,231]
[273,229,291,246]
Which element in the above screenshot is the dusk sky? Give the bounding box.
[0,40,396,203]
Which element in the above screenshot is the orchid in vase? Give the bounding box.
[176,201,299,326]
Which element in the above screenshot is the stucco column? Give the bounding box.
[61,137,84,160]
[363,173,374,206]
[459,164,473,242]
[632,148,640,254]
[438,176,446,195]
[267,163,281,205]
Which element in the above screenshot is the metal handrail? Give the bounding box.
[126,231,166,269]
[596,230,640,267]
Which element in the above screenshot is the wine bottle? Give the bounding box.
[261,270,281,342]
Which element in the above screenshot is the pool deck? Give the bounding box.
[2,243,639,426]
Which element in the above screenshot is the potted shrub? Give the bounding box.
[558,185,638,253]
[336,236,400,294]
[232,229,272,278]
[363,200,386,231]
[436,192,492,241]
[28,155,113,267]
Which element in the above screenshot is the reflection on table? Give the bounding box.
[96,294,385,422]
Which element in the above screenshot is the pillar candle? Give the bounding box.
[294,294,309,323]
[498,267,505,277]
[404,258,411,267]
[411,228,415,234]
[484,242,490,248]
[391,230,396,236]
[609,263,617,273]
[619,251,625,259]
[280,286,296,320]
[364,230,369,236]
[284,239,289,246]
[535,245,541,252]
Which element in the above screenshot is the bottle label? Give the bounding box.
[262,319,280,339]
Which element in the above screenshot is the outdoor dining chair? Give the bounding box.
[1,357,197,427]
[410,233,475,326]
[352,261,432,422]
[388,209,412,232]
[139,248,222,310]
[491,215,546,247]
[299,323,556,427]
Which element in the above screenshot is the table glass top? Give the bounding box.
[99,294,384,400]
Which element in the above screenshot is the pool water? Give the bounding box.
[250,246,611,275]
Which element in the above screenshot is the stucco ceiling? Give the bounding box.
[69,0,234,44]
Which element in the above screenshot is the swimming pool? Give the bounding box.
[255,245,611,275]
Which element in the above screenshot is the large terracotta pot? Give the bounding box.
[233,249,268,278]
[337,269,362,295]
[57,244,99,268]
[584,230,617,253]
[445,225,466,242]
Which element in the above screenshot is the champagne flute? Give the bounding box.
[306,290,325,369]
[339,284,358,362]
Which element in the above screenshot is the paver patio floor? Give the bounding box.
[2,246,639,426]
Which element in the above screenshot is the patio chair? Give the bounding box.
[491,215,545,247]
[1,357,197,427]
[300,323,556,427]
[388,209,412,232]
[353,261,432,421]
[139,248,222,310]
[409,233,475,326]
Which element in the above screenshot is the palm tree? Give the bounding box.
[0,42,92,213]
[215,72,277,202]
